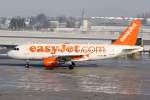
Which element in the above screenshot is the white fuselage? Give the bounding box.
[8,44,143,61]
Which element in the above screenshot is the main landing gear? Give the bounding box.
[68,62,76,70]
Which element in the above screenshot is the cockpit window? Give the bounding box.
[14,47,19,50]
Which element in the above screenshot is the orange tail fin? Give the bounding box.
[113,19,142,46]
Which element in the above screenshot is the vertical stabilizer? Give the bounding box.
[113,19,142,46]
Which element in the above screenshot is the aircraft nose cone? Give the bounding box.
[8,51,16,58]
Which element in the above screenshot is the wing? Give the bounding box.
[121,47,143,55]
[54,54,89,62]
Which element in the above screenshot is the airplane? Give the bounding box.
[7,19,143,69]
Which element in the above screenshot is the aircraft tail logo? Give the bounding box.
[113,19,142,46]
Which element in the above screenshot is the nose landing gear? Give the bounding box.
[25,60,30,68]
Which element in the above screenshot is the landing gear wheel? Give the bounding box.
[25,60,30,68]
[72,62,76,67]
[68,62,76,70]
[69,65,74,70]
[25,63,30,68]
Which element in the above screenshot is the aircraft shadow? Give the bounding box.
[0,63,99,68]
[0,63,43,67]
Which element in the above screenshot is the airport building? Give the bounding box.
[0,17,150,51]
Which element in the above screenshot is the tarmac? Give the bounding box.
[0,54,150,100]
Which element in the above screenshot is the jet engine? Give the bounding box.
[43,58,58,69]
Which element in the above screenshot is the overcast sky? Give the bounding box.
[0,0,150,17]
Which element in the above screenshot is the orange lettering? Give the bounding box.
[66,46,73,53]
[37,46,43,52]
[45,46,51,52]
[74,45,80,53]
[88,46,95,53]
[51,46,57,54]
[29,46,36,52]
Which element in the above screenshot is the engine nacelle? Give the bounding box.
[43,58,58,69]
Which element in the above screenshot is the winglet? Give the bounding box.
[113,19,142,46]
